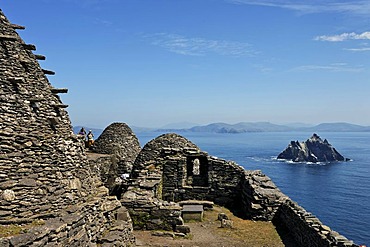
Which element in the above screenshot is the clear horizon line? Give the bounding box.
[72,121,370,130]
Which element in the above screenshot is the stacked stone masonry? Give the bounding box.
[240,170,288,221]
[0,194,135,247]
[117,132,358,246]
[0,9,134,246]
[274,200,356,247]
[87,154,118,192]
[92,122,141,175]
[0,7,88,220]
[118,134,194,231]
[0,6,359,246]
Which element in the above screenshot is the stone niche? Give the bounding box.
[185,156,208,187]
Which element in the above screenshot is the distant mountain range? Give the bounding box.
[74,122,370,137]
[188,122,291,133]
[155,122,370,133]
[160,121,200,129]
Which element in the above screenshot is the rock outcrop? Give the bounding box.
[1,6,358,246]
[277,133,349,163]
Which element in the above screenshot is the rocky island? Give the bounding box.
[278,133,350,163]
[0,8,357,247]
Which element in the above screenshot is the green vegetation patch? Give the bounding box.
[205,206,284,246]
[131,211,151,229]
[0,220,45,238]
[0,224,23,237]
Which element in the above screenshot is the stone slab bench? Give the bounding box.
[181,204,204,222]
[178,200,214,210]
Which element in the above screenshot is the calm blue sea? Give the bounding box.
[136,131,370,245]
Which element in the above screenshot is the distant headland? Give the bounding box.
[74,122,370,137]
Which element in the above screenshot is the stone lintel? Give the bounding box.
[51,88,68,94]
[35,54,46,60]
[10,23,26,30]
[52,104,69,108]
[22,43,36,50]
[42,69,55,75]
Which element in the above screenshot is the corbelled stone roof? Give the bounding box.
[92,122,141,174]
[0,9,95,219]
[132,133,199,177]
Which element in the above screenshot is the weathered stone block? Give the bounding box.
[18,178,37,187]
[116,207,130,221]
[100,198,121,212]
[0,180,17,189]
[175,225,191,234]
[10,232,37,246]
[217,213,229,221]
[152,231,174,237]
[221,219,233,228]
[1,189,15,201]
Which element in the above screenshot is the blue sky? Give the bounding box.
[2,0,370,128]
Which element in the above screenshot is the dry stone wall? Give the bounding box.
[1,193,135,247]
[120,134,191,231]
[0,7,90,219]
[132,133,198,178]
[131,133,245,208]
[0,9,134,246]
[122,133,244,231]
[124,132,358,246]
[92,122,141,175]
[274,199,356,247]
[87,154,118,192]
[121,187,184,231]
[162,151,245,208]
[240,170,288,221]
[1,6,359,246]
[239,170,357,246]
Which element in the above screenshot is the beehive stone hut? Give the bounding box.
[120,133,202,231]
[132,133,199,178]
[128,133,245,207]
[0,9,134,246]
[92,122,141,174]
[1,6,358,246]
[121,133,246,231]
[121,133,358,246]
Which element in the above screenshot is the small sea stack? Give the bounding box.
[277,133,350,163]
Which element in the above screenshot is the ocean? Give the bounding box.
[136,131,370,245]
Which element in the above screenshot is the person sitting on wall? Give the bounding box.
[86,130,94,148]
[78,127,86,139]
